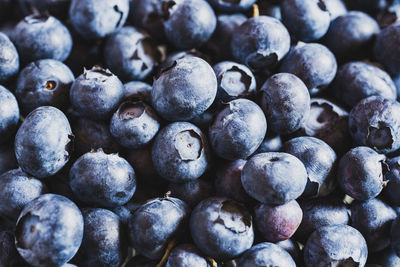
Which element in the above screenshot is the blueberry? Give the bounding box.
[151,56,217,121]
[254,200,302,242]
[280,42,337,95]
[15,59,75,115]
[260,73,310,135]
[231,16,291,71]
[324,11,379,61]
[323,0,347,20]
[12,14,72,64]
[152,121,211,182]
[299,98,351,155]
[275,239,301,263]
[209,98,267,160]
[0,169,47,225]
[128,0,164,41]
[212,61,256,104]
[384,156,400,205]
[207,14,247,61]
[72,208,127,267]
[162,0,216,50]
[0,144,17,175]
[331,61,396,108]
[71,117,120,156]
[70,66,125,121]
[349,96,400,154]
[15,194,84,267]
[18,0,71,18]
[15,106,73,178]
[104,26,160,81]
[69,0,129,40]
[337,146,387,201]
[69,149,136,208]
[351,198,397,252]
[215,159,252,204]
[237,242,296,267]
[304,224,368,267]
[110,100,160,149]
[295,196,350,243]
[128,196,190,259]
[283,136,337,198]
[255,134,283,154]
[169,179,213,208]
[123,81,152,103]
[0,230,26,267]
[374,23,400,76]
[165,243,210,267]
[241,152,307,204]
[391,215,400,257]
[0,85,19,144]
[208,0,256,12]
[0,32,19,83]
[190,197,254,261]
[281,0,330,42]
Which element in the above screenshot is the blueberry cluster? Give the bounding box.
[2,0,400,266]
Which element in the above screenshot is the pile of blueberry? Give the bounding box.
[3,0,400,266]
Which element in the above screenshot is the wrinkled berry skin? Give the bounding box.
[280,43,337,95]
[72,208,127,267]
[283,137,337,198]
[241,152,307,204]
[163,0,216,50]
[231,16,290,71]
[299,98,350,155]
[238,242,296,267]
[13,15,72,64]
[110,100,160,149]
[349,96,400,154]
[128,196,190,260]
[351,198,396,252]
[208,0,255,12]
[72,117,120,156]
[281,0,330,42]
[215,159,252,204]
[0,144,17,175]
[169,179,213,208]
[152,56,217,121]
[69,0,129,40]
[207,14,247,61]
[391,216,400,257]
[296,196,350,243]
[104,26,160,81]
[324,11,379,62]
[15,59,75,115]
[15,194,84,267]
[0,33,19,83]
[260,73,310,135]
[165,243,210,267]
[304,225,368,267]
[15,106,73,178]
[152,122,211,182]
[0,85,19,144]
[0,230,25,267]
[374,23,400,76]
[190,197,254,261]
[70,66,125,121]
[337,146,387,201]
[69,150,136,208]
[331,61,396,108]
[209,99,267,160]
[384,156,400,205]
[213,61,256,104]
[254,200,302,242]
[0,169,47,225]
